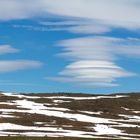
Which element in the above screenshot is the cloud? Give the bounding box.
[48,61,135,87]
[0,45,42,72]
[0,45,19,54]
[40,20,111,34]
[47,36,140,87]
[0,60,43,72]
[13,21,110,34]
[0,0,140,30]
[58,37,140,61]
[57,60,134,87]
[0,0,44,20]
[0,82,46,87]
[60,60,134,79]
[43,0,140,30]
[1,0,140,88]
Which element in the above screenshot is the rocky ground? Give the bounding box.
[0,92,139,140]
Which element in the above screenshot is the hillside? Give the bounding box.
[0,92,139,140]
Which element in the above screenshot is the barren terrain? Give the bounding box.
[0,92,139,140]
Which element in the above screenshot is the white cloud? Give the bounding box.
[68,25,110,34]
[48,36,140,87]
[40,20,111,34]
[0,0,44,20]
[59,60,134,87]
[47,77,119,87]
[0,60,43,72]
[0,82,46,87]
[0,45,42,72]
[13,21,110,34]
[0,45,19,54]
[43,0,140,30]
[0,45,43,73]
[0,0,140,30]
[49,60,134,87]
[59,36,140,60]
[1,0,140,87]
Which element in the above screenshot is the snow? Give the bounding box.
[0,99,115,124]
[53,100,71,103]
[0,114,15,118]
[2,92,40,99]
[14,99,47,110]
[132,111,140,114]
[94,124,122,135]
[79,111,102,115]
[118,114,140,122]
[34,122,45,125]
[46,107,70,111]
[111,123,140,128]
[47,95,128,100]
[121,107,132,111]
[0,102,15,105]
[0,123,103,138]
[0,93,139,139]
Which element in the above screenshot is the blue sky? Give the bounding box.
[0,0,140,94]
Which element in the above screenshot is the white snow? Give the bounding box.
[132,111,140,114]
[53,100,71,103]
[2,92,40,99]
[121,107,132,111]
[111,123,140,128]
[0,99,115,124]
[118,114,140,122]
[79,111,102,115]
[0,114,15,118]
[46,107,70,111]
[0,102,15,105]
[0,93,139,140]
[34,122,45,125]
[94,124,122,135]
[0,123,102,138]
[47,95,128,100]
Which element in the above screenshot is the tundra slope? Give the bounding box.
[0,92,139,139]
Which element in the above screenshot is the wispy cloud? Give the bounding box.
[0,60,43,73]
[4,0,140,35]
[48,60,134,87]
[0,0,140,30]
[0,45,19,54]
[47,36,140,87]
[0,82,46,87]
[13,22,111,34]
[0,0,44,20]
[8,0,139,35]
[0,44,43,73]
[43,0,140,30]
[40,20,111,34]
[58,37,140,60]
[1,0,140,88]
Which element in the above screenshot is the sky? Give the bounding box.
[0,0,140,94]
